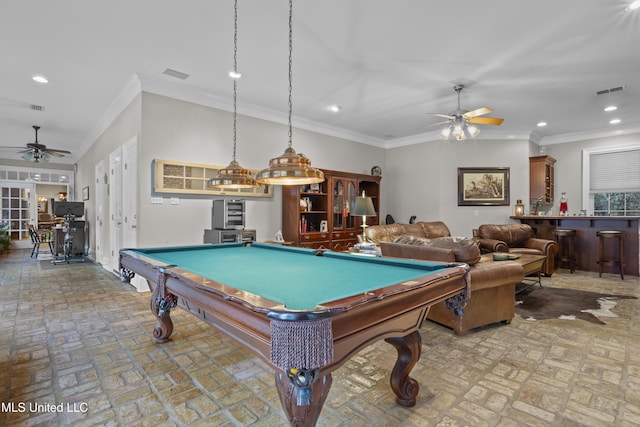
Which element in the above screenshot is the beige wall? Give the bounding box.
[74,94,142,261]
[385,138,530,237]
[76,92,386,257]
[543,131,640,214]
[74,88,640,261]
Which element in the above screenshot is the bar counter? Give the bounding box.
[511,215,639,276]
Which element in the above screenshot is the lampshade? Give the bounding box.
[22,151,49,163]
[255,0,324,186]
[255,147,324,185]
[440,118,480,141]
[208,0,258,190]
[208,160,259,189]
[351,194,376,217]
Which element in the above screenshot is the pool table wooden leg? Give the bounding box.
[275,370,332,427]
[149,290,173,343]
[385,330,421,407]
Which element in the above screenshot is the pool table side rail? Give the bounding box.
[120,248,469,370]
[120,248,468,315]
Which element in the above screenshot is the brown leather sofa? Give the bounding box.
[367,223,525,335]
[365,221,453,243]
[473,223,558,276]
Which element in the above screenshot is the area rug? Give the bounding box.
[515,286,637,324]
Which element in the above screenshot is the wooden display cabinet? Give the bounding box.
[153,159,273,198]
[282,169,381,250]
[529,155,555,208]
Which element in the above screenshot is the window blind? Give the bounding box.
[589,148,640,193]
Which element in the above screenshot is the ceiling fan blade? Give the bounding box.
[427,113,455,119]
[44,148,71,156]
[464,107,492,118]
[426,120,452,129]
[468,116,504,126]
[0,146,31,150]
[43,151,64,157]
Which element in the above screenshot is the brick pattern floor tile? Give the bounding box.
[1,250,639,426]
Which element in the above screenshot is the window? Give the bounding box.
[585,145,640,216]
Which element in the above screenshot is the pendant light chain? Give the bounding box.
[253,0,324,185]
[207,0,258,189]
[232,0,239,161]
[287,0,293,148]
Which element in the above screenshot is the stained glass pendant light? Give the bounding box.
[208,0,258,189]
[255,0,324,186]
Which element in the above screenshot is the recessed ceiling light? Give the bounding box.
[328,105,342,113]
[610,118,621,124]
[228,70,242,79]
[627,0,640,11]
[537,121,547,127]
[604,105,618,112]
[32,75,48,84]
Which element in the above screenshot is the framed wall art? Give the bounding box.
[458,167,510,206]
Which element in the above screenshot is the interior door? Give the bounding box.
[121,137,138,250]
[94,160,106,267]
[109,147,122,274]
[109,136,145,291]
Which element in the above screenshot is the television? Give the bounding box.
[53,201,85,217]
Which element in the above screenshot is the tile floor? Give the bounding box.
[1,248,639,426]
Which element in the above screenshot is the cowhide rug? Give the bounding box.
[515,286,637,324]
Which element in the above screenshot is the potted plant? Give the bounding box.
[0,223,10,254]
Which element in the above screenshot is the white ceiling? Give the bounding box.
[1,0,639,164]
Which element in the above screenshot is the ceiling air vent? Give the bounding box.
[596,85,625,95]
[163,68,190,80]
[30,104,45,111]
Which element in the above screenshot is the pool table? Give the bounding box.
[119,242,469,426]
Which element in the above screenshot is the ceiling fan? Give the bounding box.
[1,125,71,162]
[428,84,504,140]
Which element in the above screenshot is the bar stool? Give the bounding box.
[553,229,576,273]
[596,230,625,280]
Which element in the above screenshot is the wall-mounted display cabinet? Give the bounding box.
[529,155,555,207]
[282,169,381,251]
[153,159,273,198]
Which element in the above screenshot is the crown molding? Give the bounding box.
[77,73,640,156]
[137,73,388,148]
[75,74,142,160]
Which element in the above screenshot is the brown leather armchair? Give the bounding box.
[473,223,558,276]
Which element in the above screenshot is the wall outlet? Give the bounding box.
[151,197,163,204]
[170,197,179,205]
[474,210,479,216]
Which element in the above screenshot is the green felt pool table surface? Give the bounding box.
[130,242,453,310]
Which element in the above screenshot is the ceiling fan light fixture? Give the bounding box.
[434,84,499,141]
[467,125,480,138]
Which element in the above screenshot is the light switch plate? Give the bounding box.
[151,197,163,204]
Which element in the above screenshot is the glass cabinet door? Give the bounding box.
[333,180,344,230]
[346,181,356,229]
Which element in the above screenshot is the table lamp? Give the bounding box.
[351,191,377,242]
